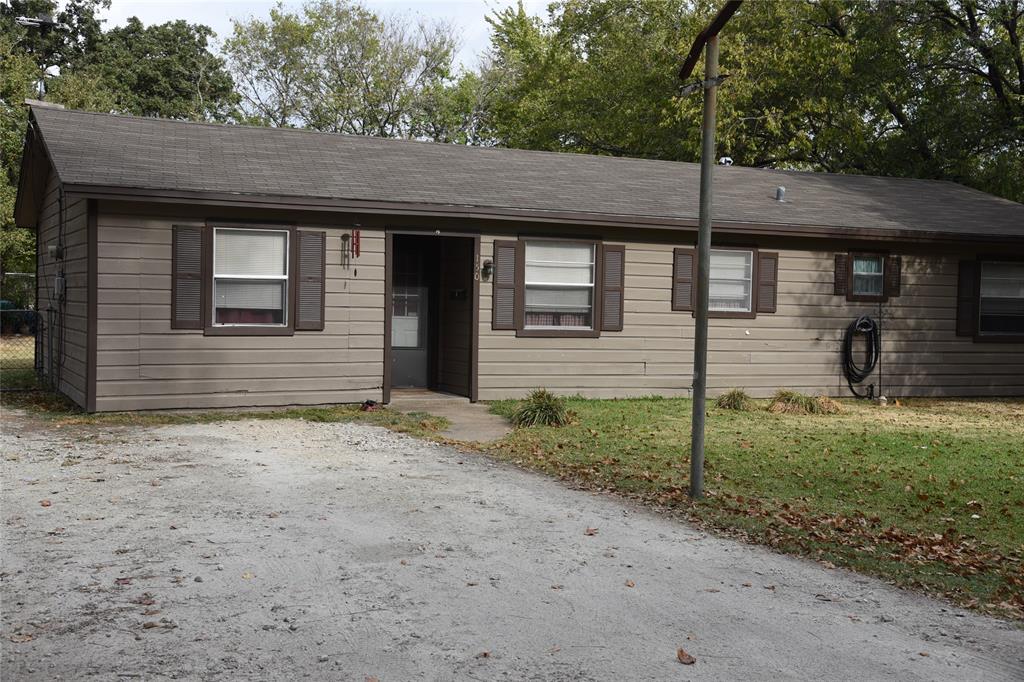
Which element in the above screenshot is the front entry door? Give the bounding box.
[391,246,429,387]
[386,232,478,401]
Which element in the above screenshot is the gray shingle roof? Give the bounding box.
[31,106,1024,241]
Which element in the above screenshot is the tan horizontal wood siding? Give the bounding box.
[478,236,1024,399]
[35,172,89,407]
[94,210,384,411]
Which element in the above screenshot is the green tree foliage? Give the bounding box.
[1,33,39,234]
[480,0,1024,202]
[224,0,460,138]
[479,1,704,157]
[0,0,109,77]
[0,225,35,273]
[222,5,311,127]
[1,32,39,281]
[78,18,237,120]
[1,2,236,275]
[419,70,494,144]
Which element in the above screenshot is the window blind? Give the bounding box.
[215,229,287,276]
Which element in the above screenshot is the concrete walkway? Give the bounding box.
[389,389,511,442]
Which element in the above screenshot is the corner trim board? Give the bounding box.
[86,198,97,412]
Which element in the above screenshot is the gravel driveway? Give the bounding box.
[2,413,1022,680]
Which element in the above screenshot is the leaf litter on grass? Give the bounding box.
[488,396,1024,619]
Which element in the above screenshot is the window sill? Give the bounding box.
[973,333,1024,344]
[516,327,600,338]
[846,293,888,303]
[691,310,757,319]
[204,325,295,337]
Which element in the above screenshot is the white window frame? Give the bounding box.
[709,248,754,314]
[978,260,1024,337]
[212,227,290,327]
[524,241,596,330]
[851,254,885,298]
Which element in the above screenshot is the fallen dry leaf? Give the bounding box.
[476,651,491,659]
[115,577,132,586]
[625,579,635,588]
[677,648,696,665]
[142,622,160,629]
[242,571,254,580]
[39,499,51,507]
[584,527,598,536]
[9,633,34,643]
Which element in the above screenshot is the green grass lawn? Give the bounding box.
[488,396,1024,619]
[0,334,38,390]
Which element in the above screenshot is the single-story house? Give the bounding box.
[14,104,1024,412]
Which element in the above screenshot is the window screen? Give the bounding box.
[213,228,288,326]
[852,255,885,297]
[709,249,753,312]
[524,241,595,328]
[979,261,1024,335]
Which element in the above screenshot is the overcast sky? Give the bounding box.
[95,0,550,69]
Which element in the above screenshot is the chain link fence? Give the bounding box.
[1,273,40,391]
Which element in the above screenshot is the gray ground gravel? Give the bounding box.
[2,412,1022,681]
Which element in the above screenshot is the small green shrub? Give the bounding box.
[510,389,571,427]
[767,389,842,415]
[715,388,754,411]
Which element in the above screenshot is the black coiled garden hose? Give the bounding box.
[843,315,880,399]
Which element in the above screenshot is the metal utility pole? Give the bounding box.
[15,15,61,100]
[678,1,742,499]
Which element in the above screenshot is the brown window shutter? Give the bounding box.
[295,230,326,331]
[756,251,778,314]
[672,248,696,312]
[600,244,625,331]
[834,254,849,296]
[171,225,203,329]
[492,240,519,330]
[884,255,902,298]
[956,260,979,337]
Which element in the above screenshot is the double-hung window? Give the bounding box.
[709,249,753,313]
[851,254,885,298]
[979,261,1024,336]
[524,241,595,329]
[213,227,289,326]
